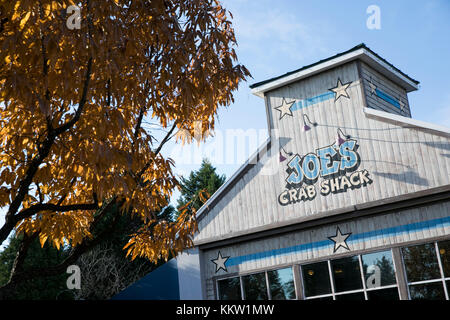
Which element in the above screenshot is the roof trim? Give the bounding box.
[364,107,450,137]
[250,43,420,97]
[195,137,271,220]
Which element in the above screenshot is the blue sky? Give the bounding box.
[167,0,450,186]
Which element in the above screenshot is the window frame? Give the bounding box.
[215,266,298,300]
[402,241,450,300]
[300,249,401,300]
[214,237,450,300]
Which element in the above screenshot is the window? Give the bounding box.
[217,267,296,300]
[362,250,396,287]
[242,272,268,300]
[438,240,450,277]
[366,287,399,300]
[217,277,241,300]
[331,256,363,293]
[267,267,296,300]
[402,243,440,282]
[216,239,450,300]
[302,261,332,298]
[301,250,399,300]
[335,292,365,300]
[408,282,446,300]
[402,241,450,300]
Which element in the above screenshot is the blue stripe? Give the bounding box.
[225,215,450,268]
[375,88,400,109]
[286,86,400,114]
[291,92,335,112]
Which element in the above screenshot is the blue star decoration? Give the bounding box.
[328,227,352,253]
[211,251,230,273]
[329,78,352,101]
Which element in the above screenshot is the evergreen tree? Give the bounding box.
[0,234,72,300]
[376,256,396,286]
[177,159,226,213]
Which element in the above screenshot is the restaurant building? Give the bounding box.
[115,44,450,300]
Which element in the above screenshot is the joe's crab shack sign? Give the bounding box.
[278,139,372,206]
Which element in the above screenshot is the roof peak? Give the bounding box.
[249,43,419,96]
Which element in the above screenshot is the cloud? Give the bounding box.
[223,0,329,76]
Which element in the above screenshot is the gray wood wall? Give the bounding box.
[203,201,450,299]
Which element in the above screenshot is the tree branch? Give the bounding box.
[15,202,100,222]
[135,121,177,182]
[53,56,93,136]
[8,232,38,281]
[154,121,177,156]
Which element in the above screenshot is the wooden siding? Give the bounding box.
[203,201,450,299]
[194,61,450,244]
[360,61,411,117]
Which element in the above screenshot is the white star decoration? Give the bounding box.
[274,98,295,120]
[368,78,377,95]
[328,227,352,253]
[329,78,352,101]
[211,251,230,273]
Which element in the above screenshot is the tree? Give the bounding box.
[74,205,176,300]
[0,0,249,296]
[177,158,226,212]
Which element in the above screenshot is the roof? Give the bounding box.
[250,43,420,97]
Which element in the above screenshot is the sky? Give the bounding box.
[1,0,450,247]
[166,0,450,190]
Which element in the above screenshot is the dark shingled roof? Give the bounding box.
[249,43,420,89]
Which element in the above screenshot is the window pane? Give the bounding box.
[402,243,440,282]
[242,272,268,300]
[218,277,241,300]
[331,256,363,292]
[267,267,296,300]
[362,250,396,288]
[367,287,400,300]
[409,282,446,300]
[302,261,332,297]
[438,240,450,277]
[335,292,365,300]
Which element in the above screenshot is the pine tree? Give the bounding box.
[177,159,226,213]
[0,234,71,300]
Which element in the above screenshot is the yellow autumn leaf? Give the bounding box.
[19,12,31,30]
[39,234,48,247]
